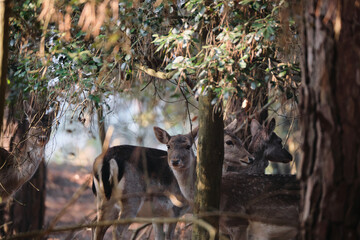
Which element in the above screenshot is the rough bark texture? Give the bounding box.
[8,160,46,234]
[193,91,224,240]
[0,0,9,135]
[0,98,50,236]
[299,1,360,240]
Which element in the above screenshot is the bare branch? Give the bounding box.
[6,216,216,240]
[135,64,177,80]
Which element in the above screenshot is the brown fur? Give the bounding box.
[155,125,299,240]
[93,121,253,240]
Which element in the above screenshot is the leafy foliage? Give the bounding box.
[154,0,300,116]
[7,0,300,122]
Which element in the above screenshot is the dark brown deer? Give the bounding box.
[92,121,253,240]
[0,101,54,201]
[154,124,299,240]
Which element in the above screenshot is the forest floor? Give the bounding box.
[44,162,191,240]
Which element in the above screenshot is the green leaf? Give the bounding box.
[239,60,247,69]
[278,71,287,78]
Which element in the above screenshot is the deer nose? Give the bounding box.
[171,159,181,167]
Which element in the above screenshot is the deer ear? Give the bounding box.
[267,118,276,134]
[250,119,261,136]
[186,126,199,144]
[224,119,238,133]
[153,127,171,144]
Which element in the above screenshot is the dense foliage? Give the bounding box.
[8,0,300,121]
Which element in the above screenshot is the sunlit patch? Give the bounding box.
[241,99,249,109]
[169,194,184,207]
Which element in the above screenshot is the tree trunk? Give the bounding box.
[96,104,106,145]
[0,0,9,135]
[0,97,50,237]
[9,160,46,234]
[299,1,360,239]
[193,90,224,240]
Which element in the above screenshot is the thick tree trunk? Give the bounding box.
[0,0,9,135]
[299,1,360,239]
[9,160,46,234]
[193,90,224,240]
[0,97,51,237]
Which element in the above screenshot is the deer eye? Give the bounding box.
[226,140,234,146]
[166,145,170,149]
[186,145,191,150]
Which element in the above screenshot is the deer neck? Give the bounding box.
[242,149,268,174]
[171,153,197,204]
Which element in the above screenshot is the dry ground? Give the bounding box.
[44,162,191,240]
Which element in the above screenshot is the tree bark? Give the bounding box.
[0,97,51,237]
[299,1,360,239]
[8,160,46,234]
[0,0,10,135]
[193,90,224,240]
[96,104,106,145]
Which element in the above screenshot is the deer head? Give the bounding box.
[154,124,253,171]
[248,118,292,163]
[223,119,254,169]
[154,125,253,201]
[23,100,54,148]
[154,126,199,171]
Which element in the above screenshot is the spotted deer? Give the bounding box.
[92,120,253,240]
[0,101,54,201]
[154,122,299,240]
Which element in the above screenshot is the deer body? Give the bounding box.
[92,121,253,240]
[154,123,299,240]
[220,173,299,239]
[92,145,185,240]
[0,101,53,201]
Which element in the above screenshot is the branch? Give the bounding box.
[130,223,151,240]
[5,216,216,240]
[135,64,177,80]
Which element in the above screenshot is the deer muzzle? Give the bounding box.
[239,156,254,165]
[171,159,182,168]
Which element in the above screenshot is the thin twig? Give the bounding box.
[44,177,92,235]
[130,223,151,240]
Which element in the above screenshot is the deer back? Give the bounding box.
[92,145,180,200]
[221,173,299,226]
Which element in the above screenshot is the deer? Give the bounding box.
[154,120,299,240]
[91,120,254,240]
[225,118,293,175]
[0,101,54,201]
